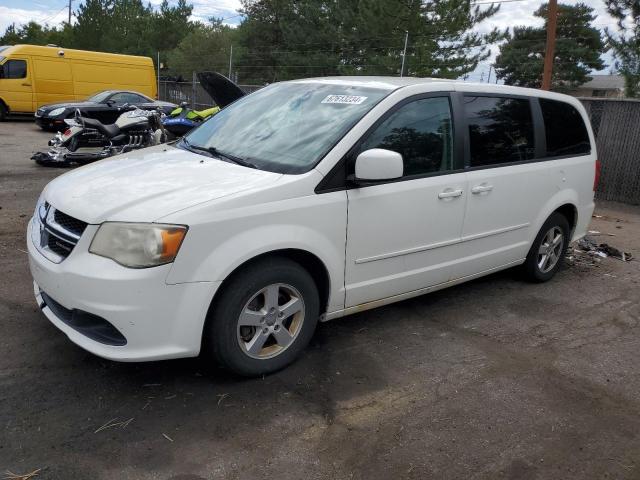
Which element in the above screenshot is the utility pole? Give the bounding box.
[487,65,492,84]
[68,0,72,24]
[541,0,558,90]
[228,45,233,79]
[400,31,409,77]
[192,71,197,109]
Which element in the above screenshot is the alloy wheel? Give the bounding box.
[237,283,305,360]
[537,226,564,274]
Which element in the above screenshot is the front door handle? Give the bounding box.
[471,184,494,194]
[22,82,32,87]
[438,188,463,199]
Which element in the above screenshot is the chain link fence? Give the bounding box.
[581,98,640,205]
[159,78,263,110]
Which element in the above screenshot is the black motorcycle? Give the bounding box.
[32,105,167,167]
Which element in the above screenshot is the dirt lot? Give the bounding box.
[1,120,639,480]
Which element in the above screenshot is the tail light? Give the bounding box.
[594,159,601,191]
[63,129,72,137]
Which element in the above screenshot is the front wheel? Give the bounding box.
[203,257,320,376]
[522,212,570,282]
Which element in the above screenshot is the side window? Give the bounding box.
[464,96,535,167]
[359,97,453,177]
[0,59,27,79]
[540,98,590,157]
[109,93,143,104]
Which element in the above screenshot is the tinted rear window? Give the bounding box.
[540,99,590,157]
[464,96,535,167]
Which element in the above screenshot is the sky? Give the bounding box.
[0,0,620,80]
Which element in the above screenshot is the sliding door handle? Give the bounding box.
[438,189,463,199]
[471,184,494,194]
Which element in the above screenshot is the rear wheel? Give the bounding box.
[203,257,320,376]
[522,212,570,282]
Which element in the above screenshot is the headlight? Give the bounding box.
[34,194,47,221]
[48,107,66,117]
[89,222,187,268]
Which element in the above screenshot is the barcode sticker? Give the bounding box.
[321,95,368,105]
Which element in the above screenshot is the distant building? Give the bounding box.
[569,75,625,98]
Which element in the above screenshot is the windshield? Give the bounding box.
[182,82,391,174]
[87,91,113,103]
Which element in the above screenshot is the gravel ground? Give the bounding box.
[1,120,639,480]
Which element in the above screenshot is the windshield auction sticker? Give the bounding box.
[321,95,368,105]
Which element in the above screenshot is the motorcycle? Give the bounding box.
[162,103,220,138]
[31,72,247,167]
[160,71,247,138]
[32,106,167,167]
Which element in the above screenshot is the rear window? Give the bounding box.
[464,95,535,167]
[540,98,591,157]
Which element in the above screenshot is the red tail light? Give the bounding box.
[594,159,601,191]
[63,129,71,136]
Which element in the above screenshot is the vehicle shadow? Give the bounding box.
[4,266,528,478]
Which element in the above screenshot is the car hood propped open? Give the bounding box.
[196,72,246,108]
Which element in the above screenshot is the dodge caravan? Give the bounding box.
[28,77,597,376]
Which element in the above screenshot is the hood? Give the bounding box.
[44,145,283,223]
[197,72,246,108]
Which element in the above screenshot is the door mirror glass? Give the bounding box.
[355,148,403,182]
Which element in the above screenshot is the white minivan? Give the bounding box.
[28,77,598,375]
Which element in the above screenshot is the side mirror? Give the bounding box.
[354,148,403,183]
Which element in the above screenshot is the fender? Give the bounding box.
[165,191,348,313]
[529,187,580,244]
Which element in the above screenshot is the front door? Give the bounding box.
[345,95,467,307]
[0,58,33,113]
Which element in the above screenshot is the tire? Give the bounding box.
[522,212,571,282]
[203,257,320,376]
[0,102,7,122]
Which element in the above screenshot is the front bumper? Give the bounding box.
[27,218,220,361]
[35,115,67,130]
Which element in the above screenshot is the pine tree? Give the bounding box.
[494,2,606,91]
[236,0,505,84]
[605,0,640,97]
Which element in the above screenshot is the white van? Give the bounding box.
[28,77,598,376]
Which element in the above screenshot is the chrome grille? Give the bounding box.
[53,209,87,237]
[33,203,87,262]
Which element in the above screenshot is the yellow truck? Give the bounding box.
[0,44,157,120]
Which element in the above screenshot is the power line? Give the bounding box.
[471,0,532,4]
[39,4,69,24]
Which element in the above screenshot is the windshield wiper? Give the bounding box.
[180,137,215,157]
[181,138,257,169]
[207,146,258,169]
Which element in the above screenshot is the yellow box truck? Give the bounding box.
[0,44,157,120]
